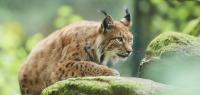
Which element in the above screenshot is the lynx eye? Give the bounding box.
[116,37,123,44]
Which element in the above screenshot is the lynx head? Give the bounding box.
[99,9,133,64]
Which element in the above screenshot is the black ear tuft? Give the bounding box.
[120,8,131,26]
[125,8,131,22]
[99,10,108,16]
[98,10,114,32]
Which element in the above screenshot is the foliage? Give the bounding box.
[54,6,83,28]
[0,21,26,95]
[151,0,200,33]
[183,17,200,36]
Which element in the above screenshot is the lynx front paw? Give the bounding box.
[111,69,120,76]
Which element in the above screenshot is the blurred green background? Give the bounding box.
[0,0,200,95]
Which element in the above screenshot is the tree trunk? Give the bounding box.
[131,0,152,76]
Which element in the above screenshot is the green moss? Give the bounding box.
[146,32,200,57]
[41,76,167,95]
[140,32,200,84]
[110,80,140,95]
[42,77,112,95]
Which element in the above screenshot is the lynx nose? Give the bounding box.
[126,49,133,55]
[127,50,131,55]
[123,50,132,57]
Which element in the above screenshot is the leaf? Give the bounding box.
[183,18,200,36]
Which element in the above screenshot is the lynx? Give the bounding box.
[18,9,133,95]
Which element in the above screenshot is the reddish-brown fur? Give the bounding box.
[19,13,133,95]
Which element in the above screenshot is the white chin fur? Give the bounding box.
[102,52,128,65]
[110,55,128,64]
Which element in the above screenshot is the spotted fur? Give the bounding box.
[18,10,133,95]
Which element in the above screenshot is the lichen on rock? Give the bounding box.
[41,76,169,95]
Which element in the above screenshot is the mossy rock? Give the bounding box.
[139,32,200,84]
[145,32,200,58]
[41,76,169,95]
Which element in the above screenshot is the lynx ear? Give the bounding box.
[120,8,131,27]
[99,10,114,32]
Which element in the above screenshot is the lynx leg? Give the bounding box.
[19,74,43,95]
[50,60,119,83]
